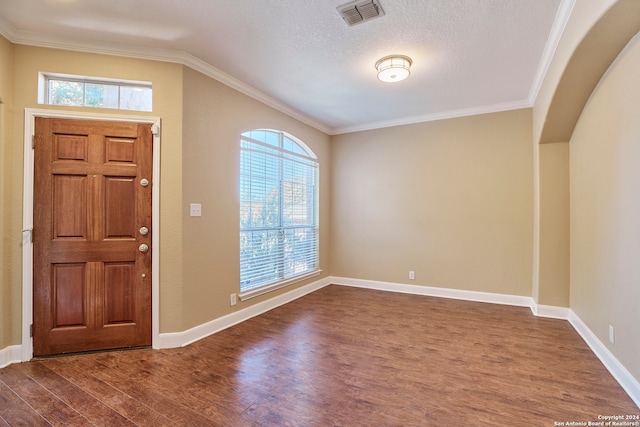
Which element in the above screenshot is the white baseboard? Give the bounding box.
[530,301,571,319]
[569,311,640,409]
[0,345,22,369]
[0,275,332,366]
[151,277,614,351]
[333,277,638,408]
[3,274,637,410]
[331,276,534,308]
[332,277,574,320]
[156,275,333,349]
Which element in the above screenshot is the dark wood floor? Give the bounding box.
[1,285,638,426]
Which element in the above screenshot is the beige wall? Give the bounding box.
[533,0,618,144]
[180,67,331,330]
[0,41,333,347]
[531,0,616,307]
[1,3,637,393]
[537,142,570,307]
[6,45,186,338]
[331,109,533,296]
[0,35,15,349]
[532,0,640,308]
[570,32,640,380]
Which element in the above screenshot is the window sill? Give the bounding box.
[239,270,322,302]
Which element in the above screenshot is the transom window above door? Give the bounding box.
[39,72,152,112]
[239,129,319,300]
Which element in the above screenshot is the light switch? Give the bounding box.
[190,203,202,217]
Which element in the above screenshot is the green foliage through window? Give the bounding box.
[44,74,152,112]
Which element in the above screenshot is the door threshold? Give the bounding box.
[33,346,152,360]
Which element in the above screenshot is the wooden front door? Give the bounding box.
[33,118,153,356]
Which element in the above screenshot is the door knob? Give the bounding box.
[139,226,149,235]
[140,178,149,187]
[138,243,149,253]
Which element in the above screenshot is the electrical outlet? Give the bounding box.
[609,325,615,344]
[190,203,202,217]
[230,293,237,306]
[409,271,415,280]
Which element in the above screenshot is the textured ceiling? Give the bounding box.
[0,0,568,134]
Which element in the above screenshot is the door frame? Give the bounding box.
[22,108,161,361]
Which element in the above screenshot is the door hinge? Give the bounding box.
[151,124,159,136]
[22,228,33,243]
[32,135,35,149]
[30,324,34,337]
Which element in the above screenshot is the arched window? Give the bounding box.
[239,129,319,298]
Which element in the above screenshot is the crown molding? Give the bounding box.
[0,2,573,137]
[334,0,576,136]
[0,18,333,135]
[176,54,331,135]
[332,99,533,135]
[528,0,576,105]
[0,16,16,40]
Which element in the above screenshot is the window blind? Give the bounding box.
[240,130,319,294]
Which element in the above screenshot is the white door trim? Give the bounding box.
[22,108,161,361]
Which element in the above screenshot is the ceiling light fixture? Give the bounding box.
[375,55,412,83]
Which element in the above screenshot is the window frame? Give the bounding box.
[239,129,320,300]
[38,72,153,112]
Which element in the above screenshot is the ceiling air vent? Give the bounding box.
[337,0,385,26]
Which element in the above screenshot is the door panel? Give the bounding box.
[104,177,136,238]
[104,262,135,324]
[54,134,88,162]
[105,138,135,163]
[53,175,88,239]
[33,117,152,356]
[52,263,86,328]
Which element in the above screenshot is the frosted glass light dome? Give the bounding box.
[375,55,412,82]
